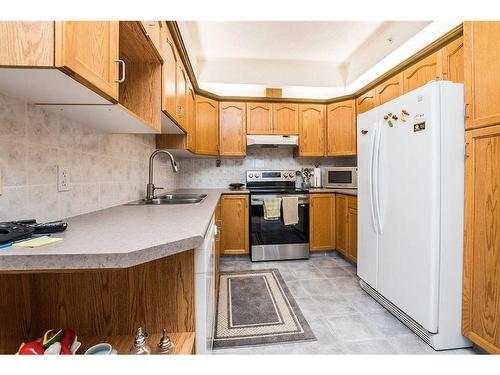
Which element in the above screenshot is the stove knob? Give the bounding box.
[248,173,253,178]
[255,173,260,178]
[283,173,288,178]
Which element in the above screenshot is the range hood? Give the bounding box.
[246,135,299,147]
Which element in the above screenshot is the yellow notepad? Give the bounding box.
[13,236,63,248]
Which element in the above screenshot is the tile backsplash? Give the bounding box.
[179,148,356,189]
[0,93,180,222]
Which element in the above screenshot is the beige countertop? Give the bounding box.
[308,188,358,196]
[0,189,248,272]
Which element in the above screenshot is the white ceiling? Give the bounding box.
[178,21,459,99]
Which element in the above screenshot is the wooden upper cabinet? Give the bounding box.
[273,103,299,135]
[220,195,249,255]
[326,99,356,156]
[195,96,219,155]
[162,28,178,122]
[219,102,246,156]
[55,21,120,102]
[376,73,404,105]
[402,51,442,93]
[464,21,500,130]
[356,89,377,114]
[0,22,54,66]
[176,64,188,131]
[462,124,500,353]
[140,21,163,58]
[246,102,273,134]
[298,104,325,156]
[441,36,464,84]
[310,194,336,251]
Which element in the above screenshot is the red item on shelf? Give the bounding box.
[17,341,45,355]
[60,329,76,348]
[60,345,73,355]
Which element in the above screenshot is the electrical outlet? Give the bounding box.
[57,165,70,192]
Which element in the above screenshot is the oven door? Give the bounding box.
[250,193,309,261]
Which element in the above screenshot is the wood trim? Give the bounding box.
[166,21,463,104]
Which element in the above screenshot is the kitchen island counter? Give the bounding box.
[0,189,248,272]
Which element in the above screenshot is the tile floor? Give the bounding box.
[215,252,476,355]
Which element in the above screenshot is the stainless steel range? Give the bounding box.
[246,170,310,262]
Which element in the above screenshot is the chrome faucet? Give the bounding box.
[146,149,179,200]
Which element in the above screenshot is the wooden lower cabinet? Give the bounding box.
[214,200,222,294]
[462,125,500,353]
[309,194,336,251]
[220,194,249,255]
[335,194,358,263]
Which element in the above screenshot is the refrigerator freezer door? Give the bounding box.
[376,83,441,333]
[356,109,380,289]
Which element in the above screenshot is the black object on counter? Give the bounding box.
[0,219,68,245]
[0,222,34,245]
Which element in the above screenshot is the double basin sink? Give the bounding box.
[128,193,207,205]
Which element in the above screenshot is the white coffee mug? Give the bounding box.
[84,343,117,355]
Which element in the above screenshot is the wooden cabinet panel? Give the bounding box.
[336,194,358,263]
[376,73,404,105]
[464,22,500,130]
[195,96,219,155]
[310,194,335,251]
[186,85,196,152]
[162,28,178,123]
[246,102,273,134]
[176,64,188,131]
[273,103,299,135]
[441,36,464,84]
[347,208,358,263]
[219,102,246,156]
[141,21,163,57]
[335,194,348,255]
[220,195,249,255]
[214,201,221,295]
[356,89,377,114]
[402,51,442,93]
[298,104,325,156]
[326,99,356,156]
[463,125,500,354]
[0,21,54,66]
[55,21,119,102]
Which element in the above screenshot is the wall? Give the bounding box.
[179,148,356,189]
[0,93,180,222]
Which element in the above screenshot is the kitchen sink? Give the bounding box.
[127,194,207,205]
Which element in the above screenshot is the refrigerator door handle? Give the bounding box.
[373,121,383,234]
[369,124,378,234]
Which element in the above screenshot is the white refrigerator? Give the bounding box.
[357,81,471,350]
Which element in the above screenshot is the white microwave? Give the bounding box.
[321,167,358,189]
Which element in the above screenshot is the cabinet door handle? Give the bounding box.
[464,103,470,119]
[115,59,126,83]
[465,141,470,159]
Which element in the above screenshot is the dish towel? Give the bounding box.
[282,196,299,225]
[263,198,282,220]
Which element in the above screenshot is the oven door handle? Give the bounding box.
[251,199,309,206]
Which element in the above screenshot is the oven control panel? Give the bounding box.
[246,170,297,182]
